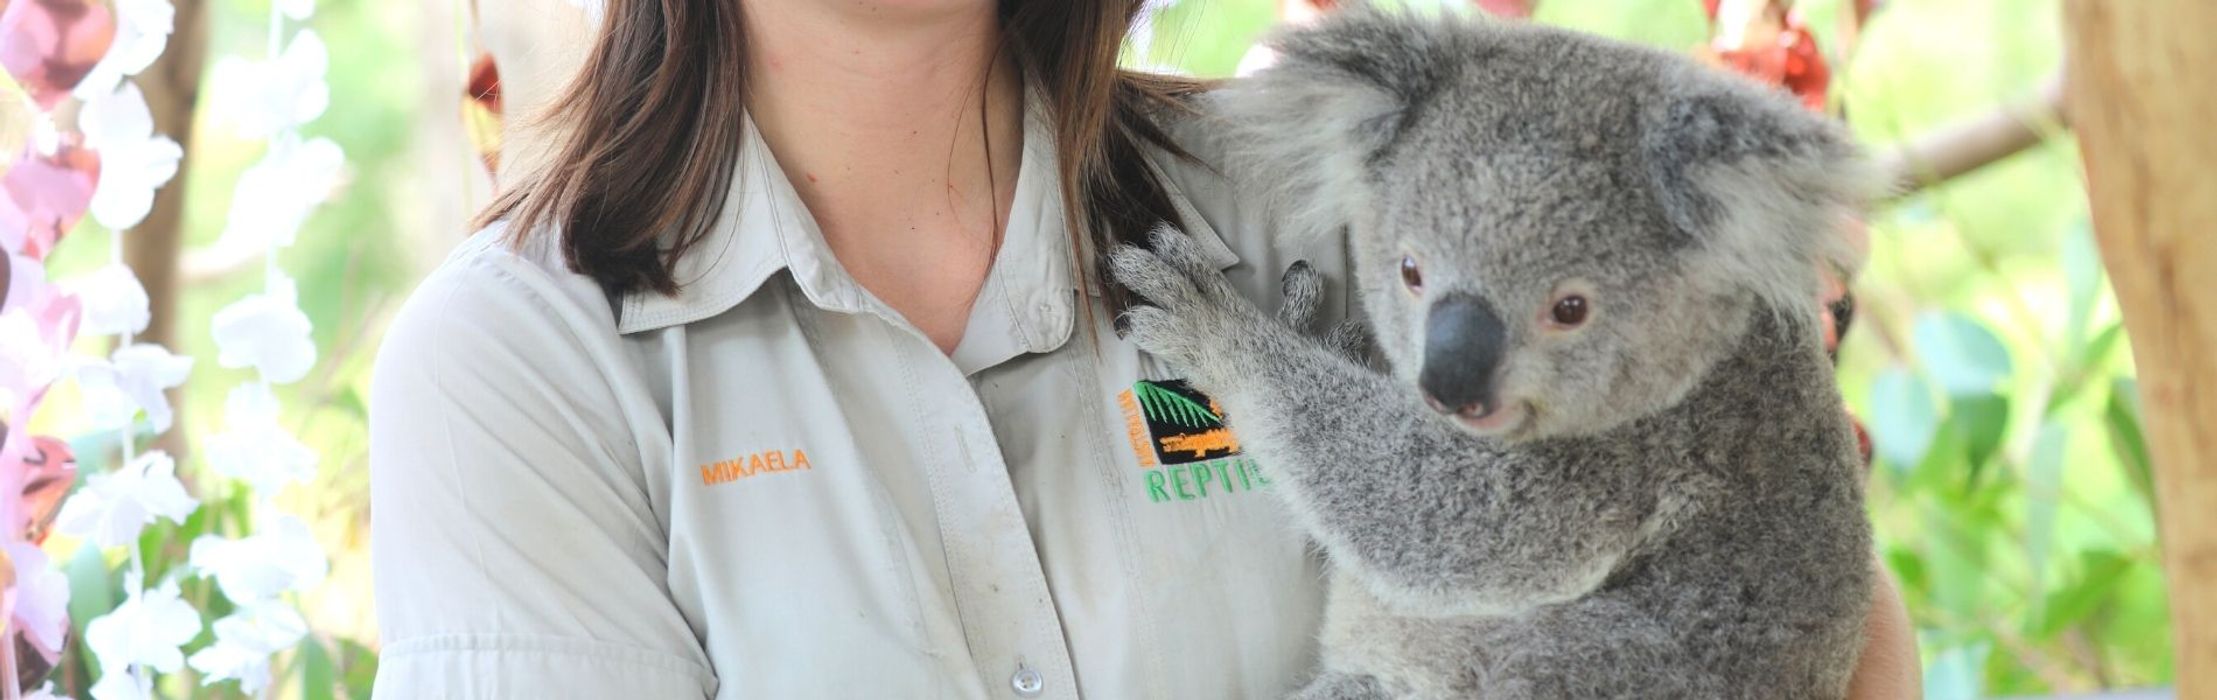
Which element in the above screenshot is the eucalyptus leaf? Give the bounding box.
[302,636,338,700]
[1885,547,1932,600]
[1907,414,1969,495]
[2023,423,2069,593]
[2063,222,2104,347]
[1922,642,1989,700]
[334,385,370,420]
[1914,311,2014,397]
[1869,367,1941,471]
[1949,393,2010,487]
[340,638,380,698]
[2107,378,2155,512]
[2037,550,2134,639]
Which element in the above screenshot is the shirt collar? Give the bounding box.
[615,102,1243,367]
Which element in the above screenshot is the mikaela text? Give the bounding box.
[700,449,812,485]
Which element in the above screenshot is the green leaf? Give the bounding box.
[2049,322,2127,417]
[301,636,338,700]
[1884,547,1931,599]
[64,545,116,679]
[2037,550,2134,639]
[1868,367,1941,471]
[2106,378,2155,512]
[1947,393,2010,487]
[2062,222,2104,347]
[2083,322,2126,367]
[1913,311,2014,397]
[339,638,380,698]
[2022,422,2069,592]
[1922,641,1989,700]
[1906,416,1970,494]
[334,385,370,420]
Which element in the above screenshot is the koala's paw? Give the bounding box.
[1109,227,1281,386]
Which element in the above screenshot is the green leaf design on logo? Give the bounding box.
[1134,381,1222,428]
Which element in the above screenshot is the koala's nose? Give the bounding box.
[1418,294,1507,417]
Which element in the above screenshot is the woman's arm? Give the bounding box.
[368,249,712,698]
[1850,557,1922,699]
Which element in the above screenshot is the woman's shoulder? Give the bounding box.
[1146,99,1355,286]
[374,221,632,396]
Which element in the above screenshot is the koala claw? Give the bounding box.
[1109,227,1283,388]
[1278,260,1325,332]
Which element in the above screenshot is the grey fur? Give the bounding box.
[1113,8,1875,699]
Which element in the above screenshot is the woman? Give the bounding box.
[368,1,1917,697]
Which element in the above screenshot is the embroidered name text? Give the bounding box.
[700,449,812,485]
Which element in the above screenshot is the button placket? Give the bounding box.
[910,346,1077,698]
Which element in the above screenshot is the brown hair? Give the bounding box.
[479,0,1206,310]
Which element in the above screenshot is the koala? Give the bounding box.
[1109,8,1877,700]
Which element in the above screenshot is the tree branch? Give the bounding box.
[1876,74,2069,197]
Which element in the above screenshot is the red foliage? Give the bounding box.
[1473,0,1535,19]
[1713,22,1830,111]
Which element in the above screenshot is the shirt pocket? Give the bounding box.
[670,438,961,696]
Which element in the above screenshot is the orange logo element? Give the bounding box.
[700,449,812,486]
[1117,390,1159,469]
[1159,427,1241,461]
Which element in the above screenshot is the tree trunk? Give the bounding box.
[2061,0,2217,694]
[128,0,206,352]
[127,0,207,457]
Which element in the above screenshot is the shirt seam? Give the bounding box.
[381,632,717,684]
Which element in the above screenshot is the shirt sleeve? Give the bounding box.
[367,246,714,698]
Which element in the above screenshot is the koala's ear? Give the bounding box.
[1642,75,1881,318]
[1205,3,1464,244]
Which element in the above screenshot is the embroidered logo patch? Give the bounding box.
[1116,380,1271,504]
[699,449,812,486]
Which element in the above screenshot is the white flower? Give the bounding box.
[189,514,326,603]
[212,272,315,384]
[69,264,150,336]
[0,307,70,412]
[5,542,72,656]
[26,682,64,700]
[219,134,344,250]
[3,252,44,314]
[78,83,183,231]
[187,601,307,694]
[76,343,194,433]
[84,575,200,677]
[54,450,198,548]
[204,384,317,496]
[73,0,177,100]
[88,673,149,700]
[278,0,315,20]
[207,29,329,140]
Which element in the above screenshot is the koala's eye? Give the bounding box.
[1550,295,1590,327]
[1399,256,1423,293]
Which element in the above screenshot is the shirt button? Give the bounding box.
[1010,663,1044,697]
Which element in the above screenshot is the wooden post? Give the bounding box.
[2062,1,2217,695]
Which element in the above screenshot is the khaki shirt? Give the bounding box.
[367,105,1355,698]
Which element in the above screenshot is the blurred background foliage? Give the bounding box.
[22,0,2160,697]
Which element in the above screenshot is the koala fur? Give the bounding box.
[1109,7,1878,699]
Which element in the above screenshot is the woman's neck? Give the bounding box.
[742,1,1026,352]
